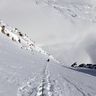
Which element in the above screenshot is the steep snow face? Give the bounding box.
[0,22,59,63]
[0,31,96,96]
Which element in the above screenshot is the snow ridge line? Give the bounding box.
[0,21,60,63]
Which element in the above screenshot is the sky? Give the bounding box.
[0,0,96,64]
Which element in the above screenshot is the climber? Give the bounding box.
[17,32,23,37]
[18,39,21,43]
[47,59,50,62]
[6,33,10,37]
[1,25,5,34]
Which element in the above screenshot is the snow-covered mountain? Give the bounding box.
[0,21,59,63]
[0,21,96,96]
[0,0,96,96]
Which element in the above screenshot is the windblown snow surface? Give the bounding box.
[0,0,96,96]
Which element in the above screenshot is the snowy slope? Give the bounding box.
[0,0,96,96]
[0,22,96,96]
[0,22,59,63]
[0,27,49,96]
[0,22,60,96]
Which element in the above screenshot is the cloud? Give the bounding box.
[81,28,96,63]
[0,0,8,10]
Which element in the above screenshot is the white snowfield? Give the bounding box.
[0,23,96,96]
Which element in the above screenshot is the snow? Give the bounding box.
[0,24,96,96]
[0,0,96,96]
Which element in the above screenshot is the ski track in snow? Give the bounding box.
[17,63,63,96]
[16,62,96,96]
[17,64,52,96]
[0,21,63,96]
[58,74,92,96]
[36,64,54,96]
